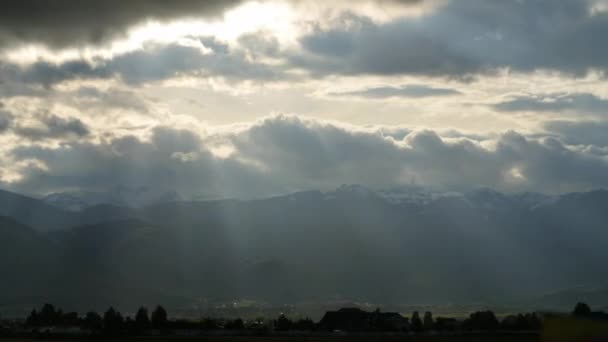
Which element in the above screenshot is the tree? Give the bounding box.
[410,311,423,332]
[434,317,458,331]
[83,312,103,332]
[200,318,219,330]
[103,307,124,333]
[525,313,542,330]
[423,311,434,331]
[224,318,244,330]
[61,312,79,326]
[26,310,39,327]
[573,302,591,316]
[293,318,315,331]
[39,304,58,325]
[135,307,150,331]
[151,306,168,329]
[464,310,499,331]
[274,314,293,331]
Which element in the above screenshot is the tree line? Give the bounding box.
[25,304,169,334]
[0,302,603,336]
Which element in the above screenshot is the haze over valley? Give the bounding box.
[1,185,607,316]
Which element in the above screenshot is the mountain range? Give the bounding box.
[0,185,607,313]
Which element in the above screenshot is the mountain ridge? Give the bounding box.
[0,186,607,312]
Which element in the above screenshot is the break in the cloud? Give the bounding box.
[329,85,461,99]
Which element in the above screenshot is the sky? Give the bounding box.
[2,0,608,199]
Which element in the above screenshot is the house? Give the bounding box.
[319,308,408,332]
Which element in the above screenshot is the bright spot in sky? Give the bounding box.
[507,167,526,182]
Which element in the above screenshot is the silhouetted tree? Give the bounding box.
[526,313,542,330]
[200,318,219,330]
[249,316,269,331]
[83,312,103,332]
[293,318,315,331]
[25,310,39,327]
[135,307,150,331]
[151,306,167,329]
[224,318,244,330]
[434,317,458,331]
[61,312,79,326]
[103,307,124,333]
[39,304,58,325]
[423,311,434,331]
[463,310,499,331]
[573,302,592,316]
[500,313,541,331]
[274,314,293,331]
[410,311,423,332]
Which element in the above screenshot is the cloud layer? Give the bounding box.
[2,1,608,197]
[329,85,461,98]
[3,115,608,198]
[295,0,608,77]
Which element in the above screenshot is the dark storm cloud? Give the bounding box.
[494,93,608,114]
[295,0,608,77]
[14,113,89,140]
[0,0,243,48]
[329,84,461,98]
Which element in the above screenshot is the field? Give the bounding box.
[0,334,540,342]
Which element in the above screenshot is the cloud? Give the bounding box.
[0,60,111,87]
[108,40,286,84]
[0,110,12,132]
[14,113,90,140]
[494,93,608,114]
[0,40,288,86]
[329,84,461,98]
[7,126,270,198]
[544,120,608,147]
[5,114,608,197]
[7,0,608,85]
[293,0,608,77]
[0,0,243,48]
[75,87,149,112]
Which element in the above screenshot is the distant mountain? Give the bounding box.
[0,189,80,231]
[42,192,90,212]
[0,216,59,305]
[0,189,136,231]
[42,188,183,211]
[0,186,607,311]
[528,286,608,311]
